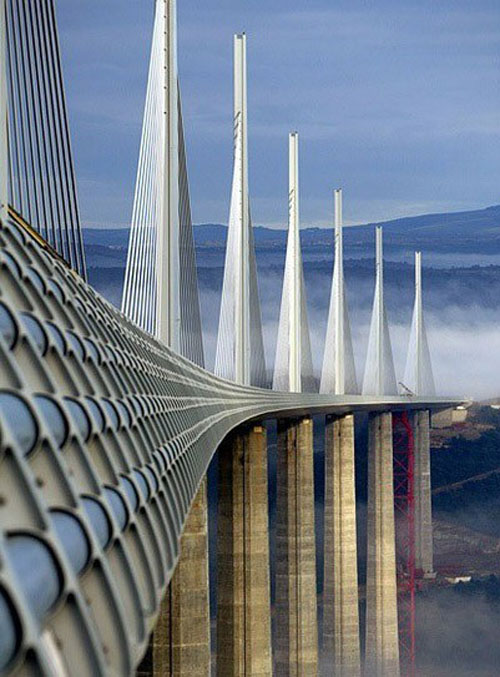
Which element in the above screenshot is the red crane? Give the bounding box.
[393,411,417,677]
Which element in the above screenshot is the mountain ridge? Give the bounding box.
[83,204,500,253]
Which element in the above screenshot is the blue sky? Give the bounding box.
[57,0,500,228]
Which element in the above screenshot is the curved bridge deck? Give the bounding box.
[0,216,458,673]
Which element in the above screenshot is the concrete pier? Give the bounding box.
[275,417,318,676]
[365,412,400,677]
[137,479,211,676]
[323,414,360,677]
[413,410,433,574]
[216,425,273,676]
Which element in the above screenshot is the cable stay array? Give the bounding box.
[214,34,267,387]
[5,0,86,279]
[121,0,204,368]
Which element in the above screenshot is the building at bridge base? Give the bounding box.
[137,479,210,676]
[323,414,361,677]
[365,412,400,677]
[275,417,318,675]
[216,425,272,676]
[413,410,433,574]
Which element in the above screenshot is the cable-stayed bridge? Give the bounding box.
[0,2,460,676]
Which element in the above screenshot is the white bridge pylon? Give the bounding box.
[121,0,204,367]
[273,132,315,393]
[119,3,436,401]
[362,226,398,396]
[214,34,266,387]
[403,252,435,396]
[320,188,358,395]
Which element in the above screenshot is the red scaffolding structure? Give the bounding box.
[393,411,417,677]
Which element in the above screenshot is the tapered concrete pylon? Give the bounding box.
[323,414,361,676]
[365,413,400,677]
[275,417,318,676]
[273,133,315,393]
[216,426,273,676]
[362,228,397,396]
[215,33,266,387]
[321,189,357,396]
[138,479,210,676]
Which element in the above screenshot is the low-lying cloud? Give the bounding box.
[198,268,500,400]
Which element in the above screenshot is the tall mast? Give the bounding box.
[215,33,266,386]
[320,188,357,395]
[362,225,397,395]
[288,132,301,392]
[156,0,180,349]
[234,33,250,385]
[375,226,384,395]
[333,188,344,394]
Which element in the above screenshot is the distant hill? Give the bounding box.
[83,204,500,254]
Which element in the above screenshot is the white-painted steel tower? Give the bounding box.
[215,34,266,386]
[156,0,180,349]
[403,252,435,396]
[320,189,357,395]
[273,132,314,393]
[121,0,204,366]
[362,227,397,395]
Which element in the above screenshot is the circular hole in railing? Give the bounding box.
[63,398,91,442]
[84,397,105,434]
[0,392,38,455]
[81,496,111,549]
[120,476,139,512]
[0,302,17,349]
[115,401,132,428]
[66,332,85,362]
[47,278,65,305]
[46,322,67,354]
[50,510,90,574]
[6,534,63,622]
[144,466,159,494]
[101,399,120,432]
[26,267,46,295]
[20,313,48,355]
[34,396,68,449]
[0,586,21,671]
[1,251,21,278]
[103,487,128,531]
[132,469,150,501]
[82,338,100,364]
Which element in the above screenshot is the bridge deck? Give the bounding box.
[0,215,460,673]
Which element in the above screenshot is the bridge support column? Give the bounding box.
[414,410,433,575]
[275,417,318,676]
[216,425,272,676]
[365,412,400,677]
[323,414,360,676]
[137,478,211,676]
